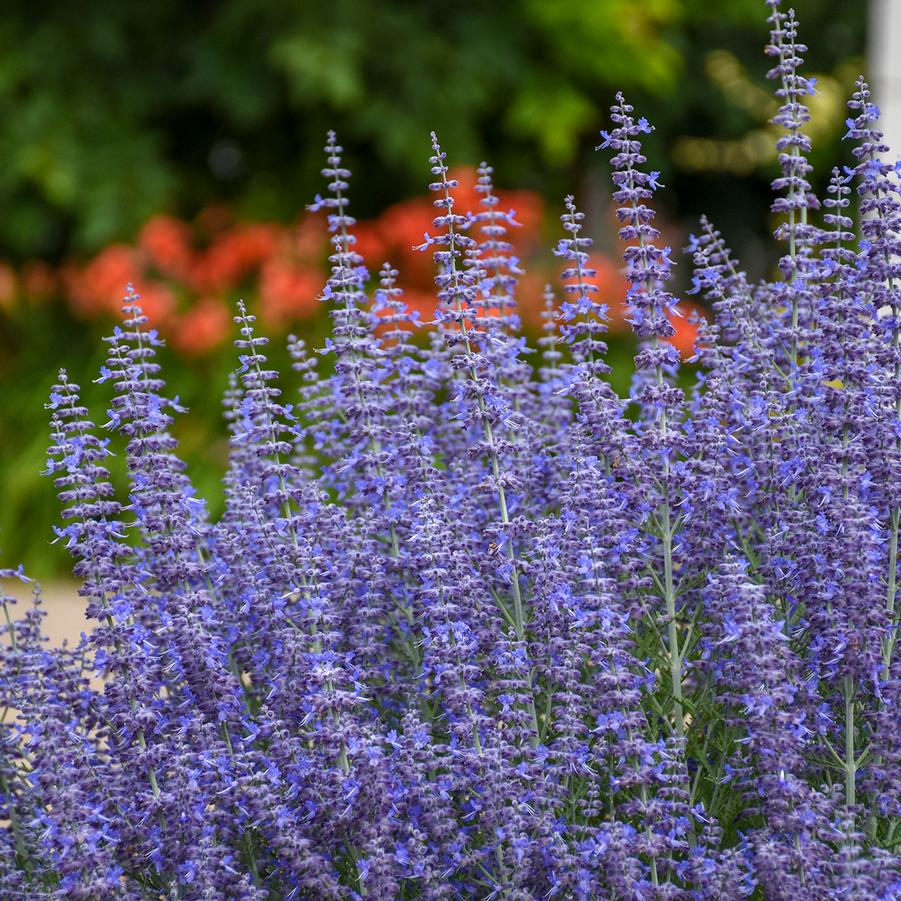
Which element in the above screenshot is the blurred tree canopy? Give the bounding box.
[0,0,865,264]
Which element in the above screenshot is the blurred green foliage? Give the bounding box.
[0,0,861,261]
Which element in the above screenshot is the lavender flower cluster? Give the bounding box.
[3,2,901,897]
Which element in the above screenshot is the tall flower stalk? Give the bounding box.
[599,94,688,738]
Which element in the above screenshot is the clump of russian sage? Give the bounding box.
[2,2,901,897]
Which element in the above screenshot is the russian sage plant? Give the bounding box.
[3,1,901,897]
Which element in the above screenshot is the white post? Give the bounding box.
[870,0,901,155]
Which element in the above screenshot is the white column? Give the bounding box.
[870,0,901,155]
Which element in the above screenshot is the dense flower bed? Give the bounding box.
[2,1,899,897]
[0,170,699,359]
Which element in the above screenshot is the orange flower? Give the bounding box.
[293,215,328,263]
[259,259,322,328]
[63,244,176,327]
[21,261,56,301]
[666,301,704,359]
[447,166,482,216]
[134,283,177,328]
[66,245,142,316]
[352,221,388,267]
[354,168,545,301]
[446,167,544,248]
[139,215,193,278]
[514,271,544,321]
[391,289,436,325]
[554,252,629,334]
[172,296,232,355]
[372,200,436,284]
[500,189,543,247]
[191,224,281,293]
[588,254,628,333]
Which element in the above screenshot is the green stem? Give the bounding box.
[844,675,856,809]
[661,493,683,737]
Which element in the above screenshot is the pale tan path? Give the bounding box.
[4,581,88,649]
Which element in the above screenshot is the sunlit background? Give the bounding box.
[0,0,875,580]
